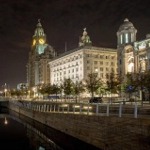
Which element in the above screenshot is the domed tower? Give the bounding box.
[79,28,92,47]
[117,18,137,47]
[117,18,137,78]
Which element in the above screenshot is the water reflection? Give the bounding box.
[0,110,100,150]
[4,117,8,125]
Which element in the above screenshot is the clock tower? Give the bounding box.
[27,19,56,88]
[32,19,47,55]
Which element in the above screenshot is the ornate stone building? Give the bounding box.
[49,29,117,86]
[117,18,150,78]
[27,20,56,88]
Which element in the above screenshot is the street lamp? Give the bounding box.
[32,87,36,98]
[4,88,7,98]
[28,90,31,99]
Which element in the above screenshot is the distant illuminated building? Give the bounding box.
[27,19,56,88]
[49,28,117,86]
[117,18,150,78]
[17,83,28,90]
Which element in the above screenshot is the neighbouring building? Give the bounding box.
[17,83,28,90]
[27,20,56,88]
[49,28,117,86]
[117,18,150,78]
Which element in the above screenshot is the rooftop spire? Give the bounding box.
[33,19,45,37]
[79,28,92,47]
[37,18,42,27]
[124,18,129,22]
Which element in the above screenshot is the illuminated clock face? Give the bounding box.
[39,38,45,44]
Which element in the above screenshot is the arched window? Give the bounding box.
[125,33,129,43]
[128,57,134,73]
[120,34,123,44]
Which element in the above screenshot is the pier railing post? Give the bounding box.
[54,105,56,112]
[96,103,99,115]
[134,103,138,118]
[58,105,60,112]
[80,104,82,114]
[87,104,89,115]
[106,104,109,116]
[119,103,122,117]
[67,105,69,113]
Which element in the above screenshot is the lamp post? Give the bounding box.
[2,83,8,98]
[28,90,30,99]
[4,88,7,98]
[32,87,36,98]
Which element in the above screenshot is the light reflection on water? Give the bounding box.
[0,110,100,150]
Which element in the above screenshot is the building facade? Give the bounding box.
[117,18,150,78]
[27,20,56,88]
[49,29,117,86]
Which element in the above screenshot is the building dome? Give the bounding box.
[118,18,134,31]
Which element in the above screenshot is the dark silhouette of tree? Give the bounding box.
[50,84,61,97]
[124,73,136,100]
[85,73,102,98]
[62,78,74,98]
[143,71,150,102]
[72,81,85,103]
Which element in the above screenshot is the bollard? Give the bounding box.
[119,103,122,117]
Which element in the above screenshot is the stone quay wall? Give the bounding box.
[9,101,150,150]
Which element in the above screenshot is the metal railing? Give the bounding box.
[10,100,150,119]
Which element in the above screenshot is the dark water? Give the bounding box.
[0,109,100,150]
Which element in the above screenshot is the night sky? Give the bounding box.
[0,0,150,88]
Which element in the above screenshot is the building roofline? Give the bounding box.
[51,46,116,61]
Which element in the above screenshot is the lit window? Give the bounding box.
[106,68,109,71]
[120,35,123,44]
[106,62,109,66]
[100,55,103,59]
[94,61,97,64]
[87,67,90,70]
[100,61,103,65]
[125,33,128,43]
[100,67,103,71]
